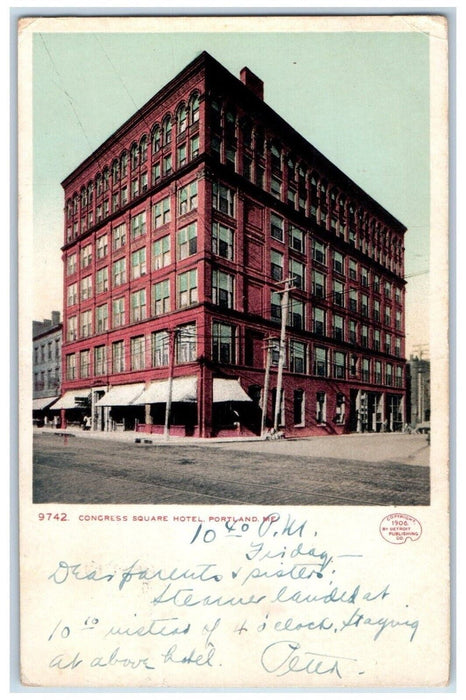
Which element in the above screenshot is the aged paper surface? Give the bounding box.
[18,15,449,688]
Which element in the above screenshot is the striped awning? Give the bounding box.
[95,383,145,407]
[52,389,91,410]
[213,379,252,403]
[135,376,198,404]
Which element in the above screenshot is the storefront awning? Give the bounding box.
[52,389,91,410]
[135,376,198,405]
[32,396,58,411]
[213,379,252,403]
[95,383,145,407]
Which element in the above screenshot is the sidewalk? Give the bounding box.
[33,426,264,445]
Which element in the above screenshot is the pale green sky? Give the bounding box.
[33,30,430,354]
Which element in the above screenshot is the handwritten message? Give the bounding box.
[25,513,423,687]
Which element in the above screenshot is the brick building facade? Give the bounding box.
[57,51,407,437]
[33,311,62,424]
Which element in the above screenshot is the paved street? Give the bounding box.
[33,431,430,505]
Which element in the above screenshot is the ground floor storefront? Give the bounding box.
[54,369,405,438]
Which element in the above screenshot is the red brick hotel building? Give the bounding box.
[56,51,407,437]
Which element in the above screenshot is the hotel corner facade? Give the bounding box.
[55,51,407,438]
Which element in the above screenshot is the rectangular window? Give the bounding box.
[360,267,369,287]
[385,333,392,354]
[312,239,326,265]
[153,235,171,270]
[152,162,161,185]
[374,329,381,351]
[178,269,198,307]
[314,346,328,377]
[270,176,282,199]
[360,293,369,317]
[80,310,92,338]
[395,287,401,303]
[67,316,77,341]
[212,322,236,364]
[153,196,171,228]
[361,325,369,348]
[375,360,382,385]
[66,353,76,380]
[271,291,281,323]
[349,289,358,312]
[335,393,346,424]
[333,351,346,379]
[163,154,172,175]
[333,280,344,307]
[289,258,305,290]
[80,275,92,301]
[112,223,126,250]
[153,279,170,315]
[270,213,284,241]
[177,223,197,259]
[112,193,119,213]
[95,304,108,333]
[362,358,370,382]
[316,391,326,422]
[333,314,344,341]
[271,250,284,282]
[130,289,147,322]
[67,253,77,276]
[177,143,187,167]
[333,251,344,274]
[81,244,92,268]
[112,341,125,373]
[96,234,108,259]
[395,366,403,388]
[312,271,326,299]
[212,222,234,260]
[213,182,235,217]
[212,269,234,309]
[289,225,305,253]
[94,345,107,376]
[176,324,196,363]
[131,211,147,239]
[312,307,326,336]
[131,178,139,199]
[348,259,357,280]
[290,340,306,374]
[349,320,357,344]
[151,330,169,367]
[95,267,108,294]
[374,299,381,321]
[131,247,146,279]
[121,186,128,206]
[384,281,392,298]
[293,389,305,426]
[289,299,304,330]
[112,258,126,287]
[67,283,77,307]
[385,306,392,326]
[178,181,198,215]
[112,297,125,328]
[190,135,200,159]
[130,336,145,370]
[395,337,401,357]
[373,274,380,293]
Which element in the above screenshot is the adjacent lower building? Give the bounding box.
[57,51,407,437]
[32,311,62,425]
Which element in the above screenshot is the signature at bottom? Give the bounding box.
[261,640,357,678]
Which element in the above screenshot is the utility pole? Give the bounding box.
[273,278,295,432]
[164,328,177,441]
[261,337,273,437]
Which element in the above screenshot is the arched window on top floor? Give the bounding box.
[151,125,161,154]
[130,143,139,170]
[87,182,93,204]
[189,92,200,124]
[140,135,148,164]
[210,97,222,131]
[240,116,253,149]
[103,167,110,191]
[270,142,282,173]
[120,151,128,178]
[73,193,78,214]
[80,186,87,208]
[177,104,187,135]
[95,173,102,197]
[112,159,119,185]
[66,199,72,219]
[162,115,172,146]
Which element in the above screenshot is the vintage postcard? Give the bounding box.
[18,15,450,688]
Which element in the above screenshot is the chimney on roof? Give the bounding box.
[240,67,264,101]
[51,310,61,326]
